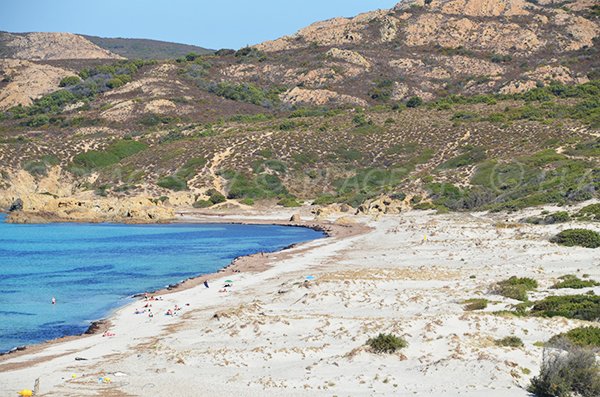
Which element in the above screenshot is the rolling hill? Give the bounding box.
[0,0,598,222]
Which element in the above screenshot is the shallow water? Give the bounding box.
[0,214,323,352]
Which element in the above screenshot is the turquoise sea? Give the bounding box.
[0,214,323,353]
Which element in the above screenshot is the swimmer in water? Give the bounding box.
[51,297,56,305]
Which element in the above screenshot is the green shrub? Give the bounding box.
[495,336,524,348]
[240,198,255,206]
[206,188,226,204]
[550,327,600,348]
[551,229,600,248]
[229,113,273,123]
[552,275,600,289]
[208,81,280,108]
[140,113,176,127]
[107,139,147,159]
[279,120,297,130]
[176,157,207,181]
[406,96,423,108]
[366,333,408,354]
[462,298,488,311]
[370,79,394,102]
[530,294,600,321]
[313,194,337,206]
[490,54,512,64]
[577,204,600,221]
[26,114,50,127]
[157,175,187,191]
[278,197,302,207]
[451,110,479,121]
[71,139,147,172]
[525,211,571,225]
[193,199,212,208]
[493,276,538,301]
[226,172,288,199]
[59,75,82,87]
[22,160,47,176]
[437,146,486,169]
[529,343,600,397]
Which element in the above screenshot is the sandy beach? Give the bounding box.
[1,206,599,396]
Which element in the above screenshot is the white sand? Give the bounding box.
[1,208,599,396]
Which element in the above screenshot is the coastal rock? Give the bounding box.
[8,198,23,212]
[357,196,403,215]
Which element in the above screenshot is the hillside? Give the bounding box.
[0,0,598,222]
[0,31,122,60]
[82,35,213,59]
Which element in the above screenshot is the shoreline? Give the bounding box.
[0,210,369,364]
[0,207,598,395]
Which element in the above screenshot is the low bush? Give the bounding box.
[225,172,288,200]
[176,157,207,181]
[366,333,408,354]
[524,211,571,225]
[208,81,281,108]
[22,160,48,176]
[551,229,600,248]
[530,294,600,321]
[551,275,599,289]
[71,139,147,172]
[206,188,226,205]
[528,341,600,397]
[462,298,489,311]
[192,199,212,208]
[495,336,524,348]
[278,197,302,207]
[437,146,486,169]
[240,198,254,206]
[577,204,600,221]
[406,96,423,108]
[157,175,187,191]
[492,276,538,301]
[59,75,82,87]
[550,327,600,348]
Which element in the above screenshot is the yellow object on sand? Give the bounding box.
[17,390,33,397]
[103,377,111,384]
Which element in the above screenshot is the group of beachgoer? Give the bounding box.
[165,305,182,316]
[134,293,190,318]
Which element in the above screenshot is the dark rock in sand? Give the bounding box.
[9,198,23,212]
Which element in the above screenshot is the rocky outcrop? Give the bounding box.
[357,196,404,215]
[0,167,174,223]
[8,198,23,212]
[280,87,368,107]
[326,48,371,69]
[0,32,122,60]
[255,10,388,52]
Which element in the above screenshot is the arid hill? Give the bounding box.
[0,32,122,60]
[82,35,213,60]
[0,0,598,221]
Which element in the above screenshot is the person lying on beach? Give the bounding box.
[102,331,115,337]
